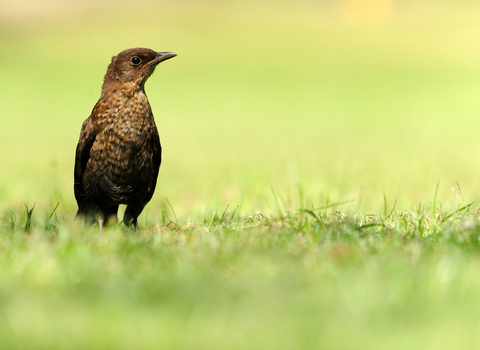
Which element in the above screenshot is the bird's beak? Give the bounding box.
[149,52,177,67]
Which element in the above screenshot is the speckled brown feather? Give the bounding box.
[74,48,176,228]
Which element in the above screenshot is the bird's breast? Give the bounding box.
[88,92,158,184]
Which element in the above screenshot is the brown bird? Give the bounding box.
[74,47,176,229]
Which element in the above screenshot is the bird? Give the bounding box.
[74,47,176,229]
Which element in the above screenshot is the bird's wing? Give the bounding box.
[146,129,162,203]
[152,130,162,183]
[74,116,97,207]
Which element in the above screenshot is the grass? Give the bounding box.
[2,0,480,348]
[2,198,480,349]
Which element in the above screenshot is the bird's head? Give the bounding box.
[102,48,176,92]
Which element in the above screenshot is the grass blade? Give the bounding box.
[432,180,439,217]
[219,204,230,224]
[165,197,178,225]
[23,203,35,232]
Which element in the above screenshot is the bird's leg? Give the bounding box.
[124,206,141,231]
[103,206,119,226]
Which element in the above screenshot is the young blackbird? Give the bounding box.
[74,48,176,229]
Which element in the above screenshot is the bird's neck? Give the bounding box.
[101,81,146,99]
[92,83,151,126]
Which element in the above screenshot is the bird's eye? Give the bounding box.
[131,56,141,65]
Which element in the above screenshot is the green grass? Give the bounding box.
[2,201,480,349]
[2,0,480,348]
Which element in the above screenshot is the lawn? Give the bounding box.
[1,0,480,348]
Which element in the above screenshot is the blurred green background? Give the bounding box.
[1,0,480,218]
